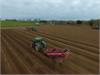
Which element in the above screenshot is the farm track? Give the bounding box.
[1,29,99,74]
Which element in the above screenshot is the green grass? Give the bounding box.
[0,20,38,27]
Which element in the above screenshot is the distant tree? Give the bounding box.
[12,19,17,21]
[67,22,70,24]
[89,20,94,26]
[76,20,82,24]
[5,19,10,21]
[5,19,17,21]
[39,20,48,23]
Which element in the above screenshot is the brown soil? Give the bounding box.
[1,25,99,74]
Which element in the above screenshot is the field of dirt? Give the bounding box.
[1,25,99,74]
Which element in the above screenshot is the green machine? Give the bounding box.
[32,36,46,52]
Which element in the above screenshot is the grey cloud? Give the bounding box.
[1,0,100,20]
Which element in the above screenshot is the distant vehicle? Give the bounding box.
[32,36,70,64]
[26,27,37,32]
[90,20,100,30]
[35,22,39,25]
[32,27,37,32]
[92,24,100,30]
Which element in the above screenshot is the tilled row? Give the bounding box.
[7,29,90,73]
[1,32,33,74]
[25,30,99,62]
[1,37,20,73]
[1,29,99,74]
[4,29,73,74]
[35,33,99,57]
[10,29,99,73]
[38,31,99,52]
[37,26,99,48]
[1,30,59,74]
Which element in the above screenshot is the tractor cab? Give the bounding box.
[32,36,46,52]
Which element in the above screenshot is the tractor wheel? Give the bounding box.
[32,43,35,48]
[35,46,40,52]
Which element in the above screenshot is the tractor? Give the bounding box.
[32,36,46,52]
[26,26,37,32]
[32,36,70,64]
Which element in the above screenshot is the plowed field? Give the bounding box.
[1,26,99,74]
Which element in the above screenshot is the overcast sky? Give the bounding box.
[0,0,100,20]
